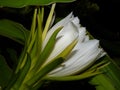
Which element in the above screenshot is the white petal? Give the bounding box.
[42,12,74,49]
[49,49,100,76]
[78,27,87,42]
[42,13,106,77]
[45,22,79,64]
[48,40,101,76]
[84,35,89,42]
[74,39,99,51]
[71,17,80,27]
[96,48,106,59]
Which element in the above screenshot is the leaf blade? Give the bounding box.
[0,19,29,45]
[0,0,75,8]
[0,55,12,88]
[26,57,64,87]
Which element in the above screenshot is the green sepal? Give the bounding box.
[11,53,31,89]
[29,8,44,69]
[32,26,63,71]
[28,8,37,44]
[87,56,109,71]
[44,70,100,81]
[42,3,56,41]
[26,8,37,52]
[44,57,109,81]
[26,57,64,87]
[56,39,78,59]
[0,19,29,45]
[36,8,44,52]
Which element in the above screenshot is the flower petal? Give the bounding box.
[42,12,74,49]
[45,22,79,64]
[48,40,103,76]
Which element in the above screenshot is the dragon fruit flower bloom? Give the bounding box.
[42,12,106,77]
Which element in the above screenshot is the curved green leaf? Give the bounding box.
[90,56,120,90]
[27,57,64,87]
[90,74,116,90]
[0,19,29,45]
[0,55,12,88]
[0,0,75,8]
[11,53,31,89]
[31,26,63,72]
[44,70,100,81]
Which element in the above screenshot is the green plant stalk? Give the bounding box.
[90,56,120,90]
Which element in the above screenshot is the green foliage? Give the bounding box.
[0,55,12,88]
[0,11,120,90]
[0,2,120,89]
[44,70,100,81]
[11,53,31,89]
[0,19,29,45]
[32,26,63,71]
[90,74,116,90]
[0,0,75,8]
[26,57,64,89]
[90,56,120,90]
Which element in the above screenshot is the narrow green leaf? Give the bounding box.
[44,70,100,81]
[87,30,120,90]
[27,30,37,53]
[0,55,12,88]
[7,48,18,69]
[101,62,120,89]
[5,70,21,90]
[41,7,44,26]
[28,8,44,69]
[26,8,37,48]
[26,7,43,73]
[0,19,29,45]
[90,74,116,90]
[32,26,63,72]
[26,57,64,87]
[56,39,78,59]
[42,3,56,41]
[15,45,28,73]
[37,8,44,52]
[21,27,62,83]
[0,0,75,8]
[30,8,37,40]
[87,57,109,71]
[90,55,120,90]
[11,53,31,89]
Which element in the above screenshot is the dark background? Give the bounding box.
[0,0,120,89]
[56,0,120,58]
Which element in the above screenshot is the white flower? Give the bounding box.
[43,13,105,77]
